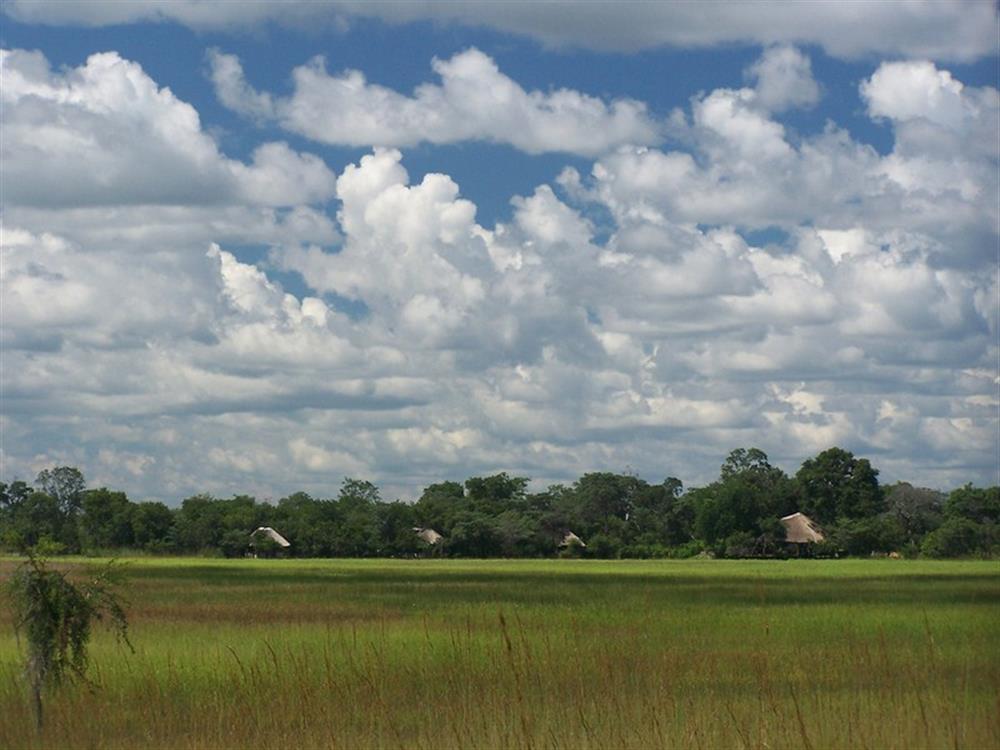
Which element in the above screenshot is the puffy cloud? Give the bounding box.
[278,148,491,348]
[1,228,220,351]
[694,87,793,160]
[207,48,658,156]
[1,48,336,208]
[1,45,997,501]
[205,46,276,121]
[6,1,997,61]
[582,54,998,271]
[862,60,1000,169]
[746,44,819,112]
[863,61,973,129]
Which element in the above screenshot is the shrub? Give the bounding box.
[829,516,904,556]
[8,555,132,729]
[722,531,756,558]
[667,540,704,559]
[921,518,997,558]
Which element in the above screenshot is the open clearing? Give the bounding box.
[1,558,998,749]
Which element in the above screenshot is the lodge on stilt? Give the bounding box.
[780,512,824,555]
[249,526,291,558]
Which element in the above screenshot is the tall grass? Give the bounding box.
[1,558,997,748]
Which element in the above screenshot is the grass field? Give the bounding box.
[1,557,998,749]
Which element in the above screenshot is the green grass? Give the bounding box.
[1,558,998,749]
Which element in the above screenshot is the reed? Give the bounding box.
[1,558,997,749]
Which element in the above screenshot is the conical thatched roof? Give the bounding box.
[780,512,824,544]
[250,526,291,547]
[559,531,586,548]
[413,527,444,545]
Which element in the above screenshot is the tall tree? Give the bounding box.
[692,449,796,553]
[885,482,944,545]
[795,447,883,524]
[944,484,999,524]
[79,489,134,550]
[130,502,175,550]
[0,480,31,510]
[35,467,85,515]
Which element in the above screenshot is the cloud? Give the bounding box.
[580,53,998,271]
[6,1,997,61]
[207,48,658,156]
[746,44,819,112]
[863,60,972,128]
[1,46,997,501]
[862,60,1000,162]
[1,48,337,208]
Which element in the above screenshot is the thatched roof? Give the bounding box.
[780,512,824,544]
[250,526,291,547]
[559,531,586,548]
[413,527,444,545]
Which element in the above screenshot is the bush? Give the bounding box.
[619,543,671,559]
[828,516,904,556]
[722,531,756,558]
[667,540,704,559]
[921,518,997,558]
[584,533,621,559]
[8,555,131,729]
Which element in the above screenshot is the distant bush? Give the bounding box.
[921,518,997,558]
[827,516,904,556]
[722,531,757,558]
[619,543,671,559]
[667,540,704,559]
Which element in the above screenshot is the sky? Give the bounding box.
[1,1,998,504]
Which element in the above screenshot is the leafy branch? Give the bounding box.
[8,553,133,730]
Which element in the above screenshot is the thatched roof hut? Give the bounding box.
[250,526,291,548]
[413,527,444,546]
[780,513,824,544]
[559,531,587,549]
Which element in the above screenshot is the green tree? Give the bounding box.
[79,488,134,551]
[130,502,175,551]
[921,517,997,558]
[795,447,883,524]
[944,484,999,524]
[465,474,529,509]
[339,478,381,507]
[691,449,796,555]
[827,516,904,556]
[884,482,944,547]
[35,467,86,515]
[0,480,31,510]
[376,501,420,556]
[630,477,689,545]
[446,512,502,557]
[331,479,380,556]
[573,472,639,536]
[273,493,337,557]
[414,481,466,533]
[10,492,67,552]
[721,448,774,481]
[173,494,220,551]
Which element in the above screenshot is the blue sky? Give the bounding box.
[2,1,998,502]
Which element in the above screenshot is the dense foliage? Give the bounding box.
[1,449,996,558]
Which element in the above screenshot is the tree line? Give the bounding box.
[1,447,996,559]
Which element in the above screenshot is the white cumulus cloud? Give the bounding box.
[207,47,659,156]
[1,45,997,501]
[1,48,337,209]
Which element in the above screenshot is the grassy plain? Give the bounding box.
[1,557,998,749]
